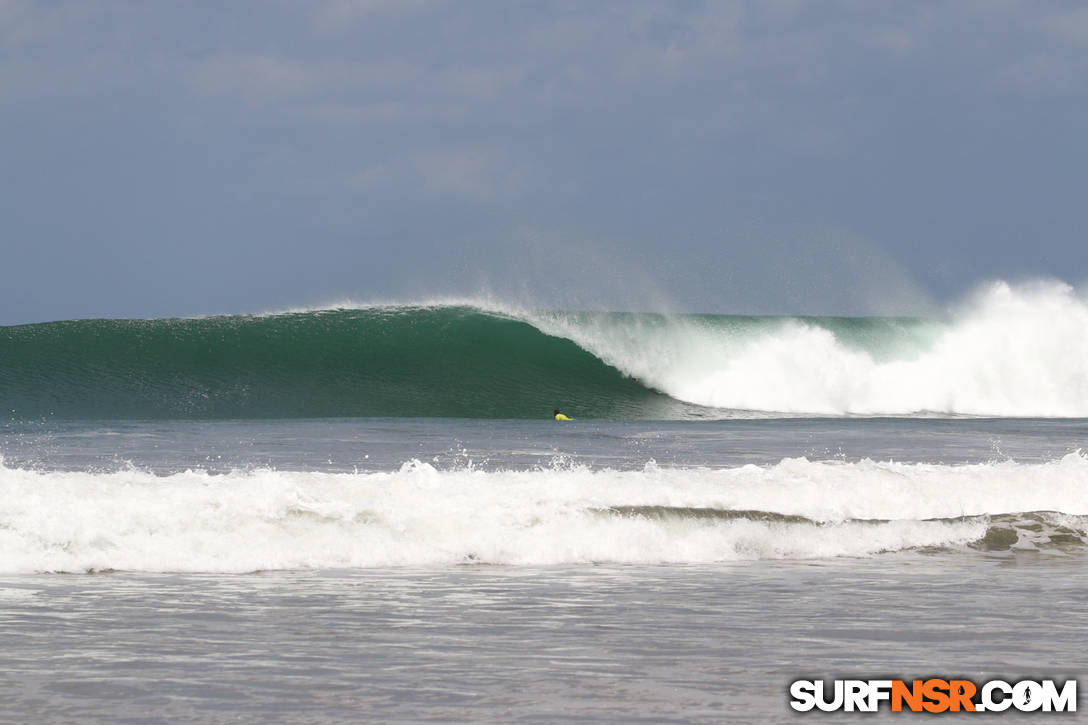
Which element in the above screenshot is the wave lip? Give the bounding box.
[2,453,1086,573]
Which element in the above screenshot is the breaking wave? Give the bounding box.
[3,280,1087,419]
[1,451,1086,573]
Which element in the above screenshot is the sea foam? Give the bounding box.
[526,281,1088,416]
[2,452,1086,573]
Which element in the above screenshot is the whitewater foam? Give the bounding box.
[2,452,1086,573]
[522,281,1088,416]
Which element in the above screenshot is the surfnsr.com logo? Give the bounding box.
[789,678,1077,713]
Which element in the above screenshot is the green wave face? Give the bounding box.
[9,287,1080,420]
[0,307,677,420]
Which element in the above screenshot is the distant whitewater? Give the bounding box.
[3,280,1087,419]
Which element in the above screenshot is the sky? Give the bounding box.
[2,0,1087,323]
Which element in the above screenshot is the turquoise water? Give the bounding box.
[6,283,1088,420]
[0,305,926,420]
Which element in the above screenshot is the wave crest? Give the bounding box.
[3,280,1087,419]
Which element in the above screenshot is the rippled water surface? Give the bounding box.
[1,557,1085,723]
[2,417,1086,721]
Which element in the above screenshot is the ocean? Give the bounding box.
[1,281,1086,722]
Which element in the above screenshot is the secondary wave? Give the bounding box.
[3,280,1088,419]
[1,453,1086,573]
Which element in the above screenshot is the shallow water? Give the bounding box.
[1,417,1085,721]
[0,557,1084,724]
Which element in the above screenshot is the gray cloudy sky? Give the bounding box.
[2,0,1087,323]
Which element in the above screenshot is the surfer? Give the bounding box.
[553,408,574,421]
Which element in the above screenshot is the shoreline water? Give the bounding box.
[1,557,1083,723]
[2,415,1085,719]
